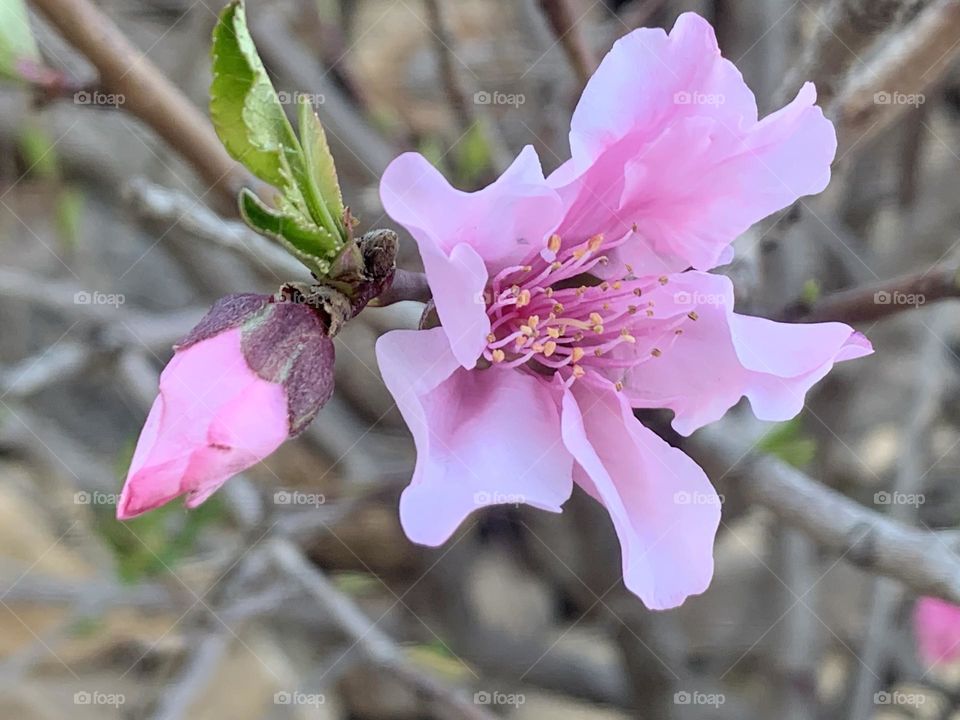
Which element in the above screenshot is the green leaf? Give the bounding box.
[299,97,345,235]
[239,188,338,276]
[210,0,306,208]
[210,0,350,276]
[757,418,817,469]
[0,0,39,79]
[801,278,821,306]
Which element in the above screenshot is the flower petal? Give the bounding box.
[621,272,872,435]
[376,327,573,546]
[380,147,564,367]
[550,13,835,273]
[118,328,289,519]
[914,596,960,666]
[560,376,720,610]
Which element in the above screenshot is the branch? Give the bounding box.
[780,258,960,323]
[832,0,960,155]
[28,0,264,213]
[694,432,960,604]
[536,0,596,88]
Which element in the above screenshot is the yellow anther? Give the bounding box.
[651,348,662,357]
[547,327,561,339]
[588,312,602,325]
[574,332,585,342]
[602,303,611,311]
[599,281,610,291]
[543,341,557,357]
[592,325,604,334]
[548,234,562,253]
[615,381,624,391]
[528,314,540,329]
[628,305,638,315]
[520,325,535,337]
[658,276,668,285]
[646,310,654,317]
[633,288,642,296]
[545,287,554,298]
[594,348,603,357]
[572,247,587,260]
[571,347,585,363]
[486,333,496,343]
[550,261,563,271]
[492,349,505,363]
[587,234,604,252]
[515,335,529,348]
[532,343,545,353]
[576,286,587,296]
[612,281,622,290]
[522,265,532,273]
[553,303,564,314]
[516,289,531,307]
[572,364,586,379]
[625,264,634,273]
[631,222,638,232]
[511,284,520,294]
[687,311,699,321]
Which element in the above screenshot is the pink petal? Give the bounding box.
[117,329,289,519]
[914,596,960,666]
[380,147,564,368]
[376,328,573,546]
[549,13,835,274]
[560,376,720,610]
[622,272,872,435]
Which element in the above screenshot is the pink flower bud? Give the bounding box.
[117,293,334,519]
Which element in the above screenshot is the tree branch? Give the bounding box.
[28,0,265,213]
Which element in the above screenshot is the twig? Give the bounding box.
[775,0,915,108]
[28,0,264,213]
[369,269,432,307]
[269,538,498,720]
[831,0,960,156]
[694,431,960,604]
[780,257,960,323]
[536,0,596,88]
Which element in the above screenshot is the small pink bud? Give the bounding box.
[117,293,334,519]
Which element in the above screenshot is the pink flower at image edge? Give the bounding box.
[375,12,873,610]
[915,597,960,666]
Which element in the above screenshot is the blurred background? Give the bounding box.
[1,0,959,717]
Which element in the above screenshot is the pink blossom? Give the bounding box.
[376,13,872,609]
[117,294,334,519]
[914,596,960,666]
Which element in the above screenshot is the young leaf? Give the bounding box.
[239,188,338,276]
[210,0,306,209]
[299,97,345,235]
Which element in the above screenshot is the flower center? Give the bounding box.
[482,232,695,386]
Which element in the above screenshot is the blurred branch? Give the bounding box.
[536,0,597,88]
[781,256,960,323]
[269,538,497,720]
[695,431,960,604]
[832,0,960,155]
[776,0,915,108]
[27,0,265,214]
